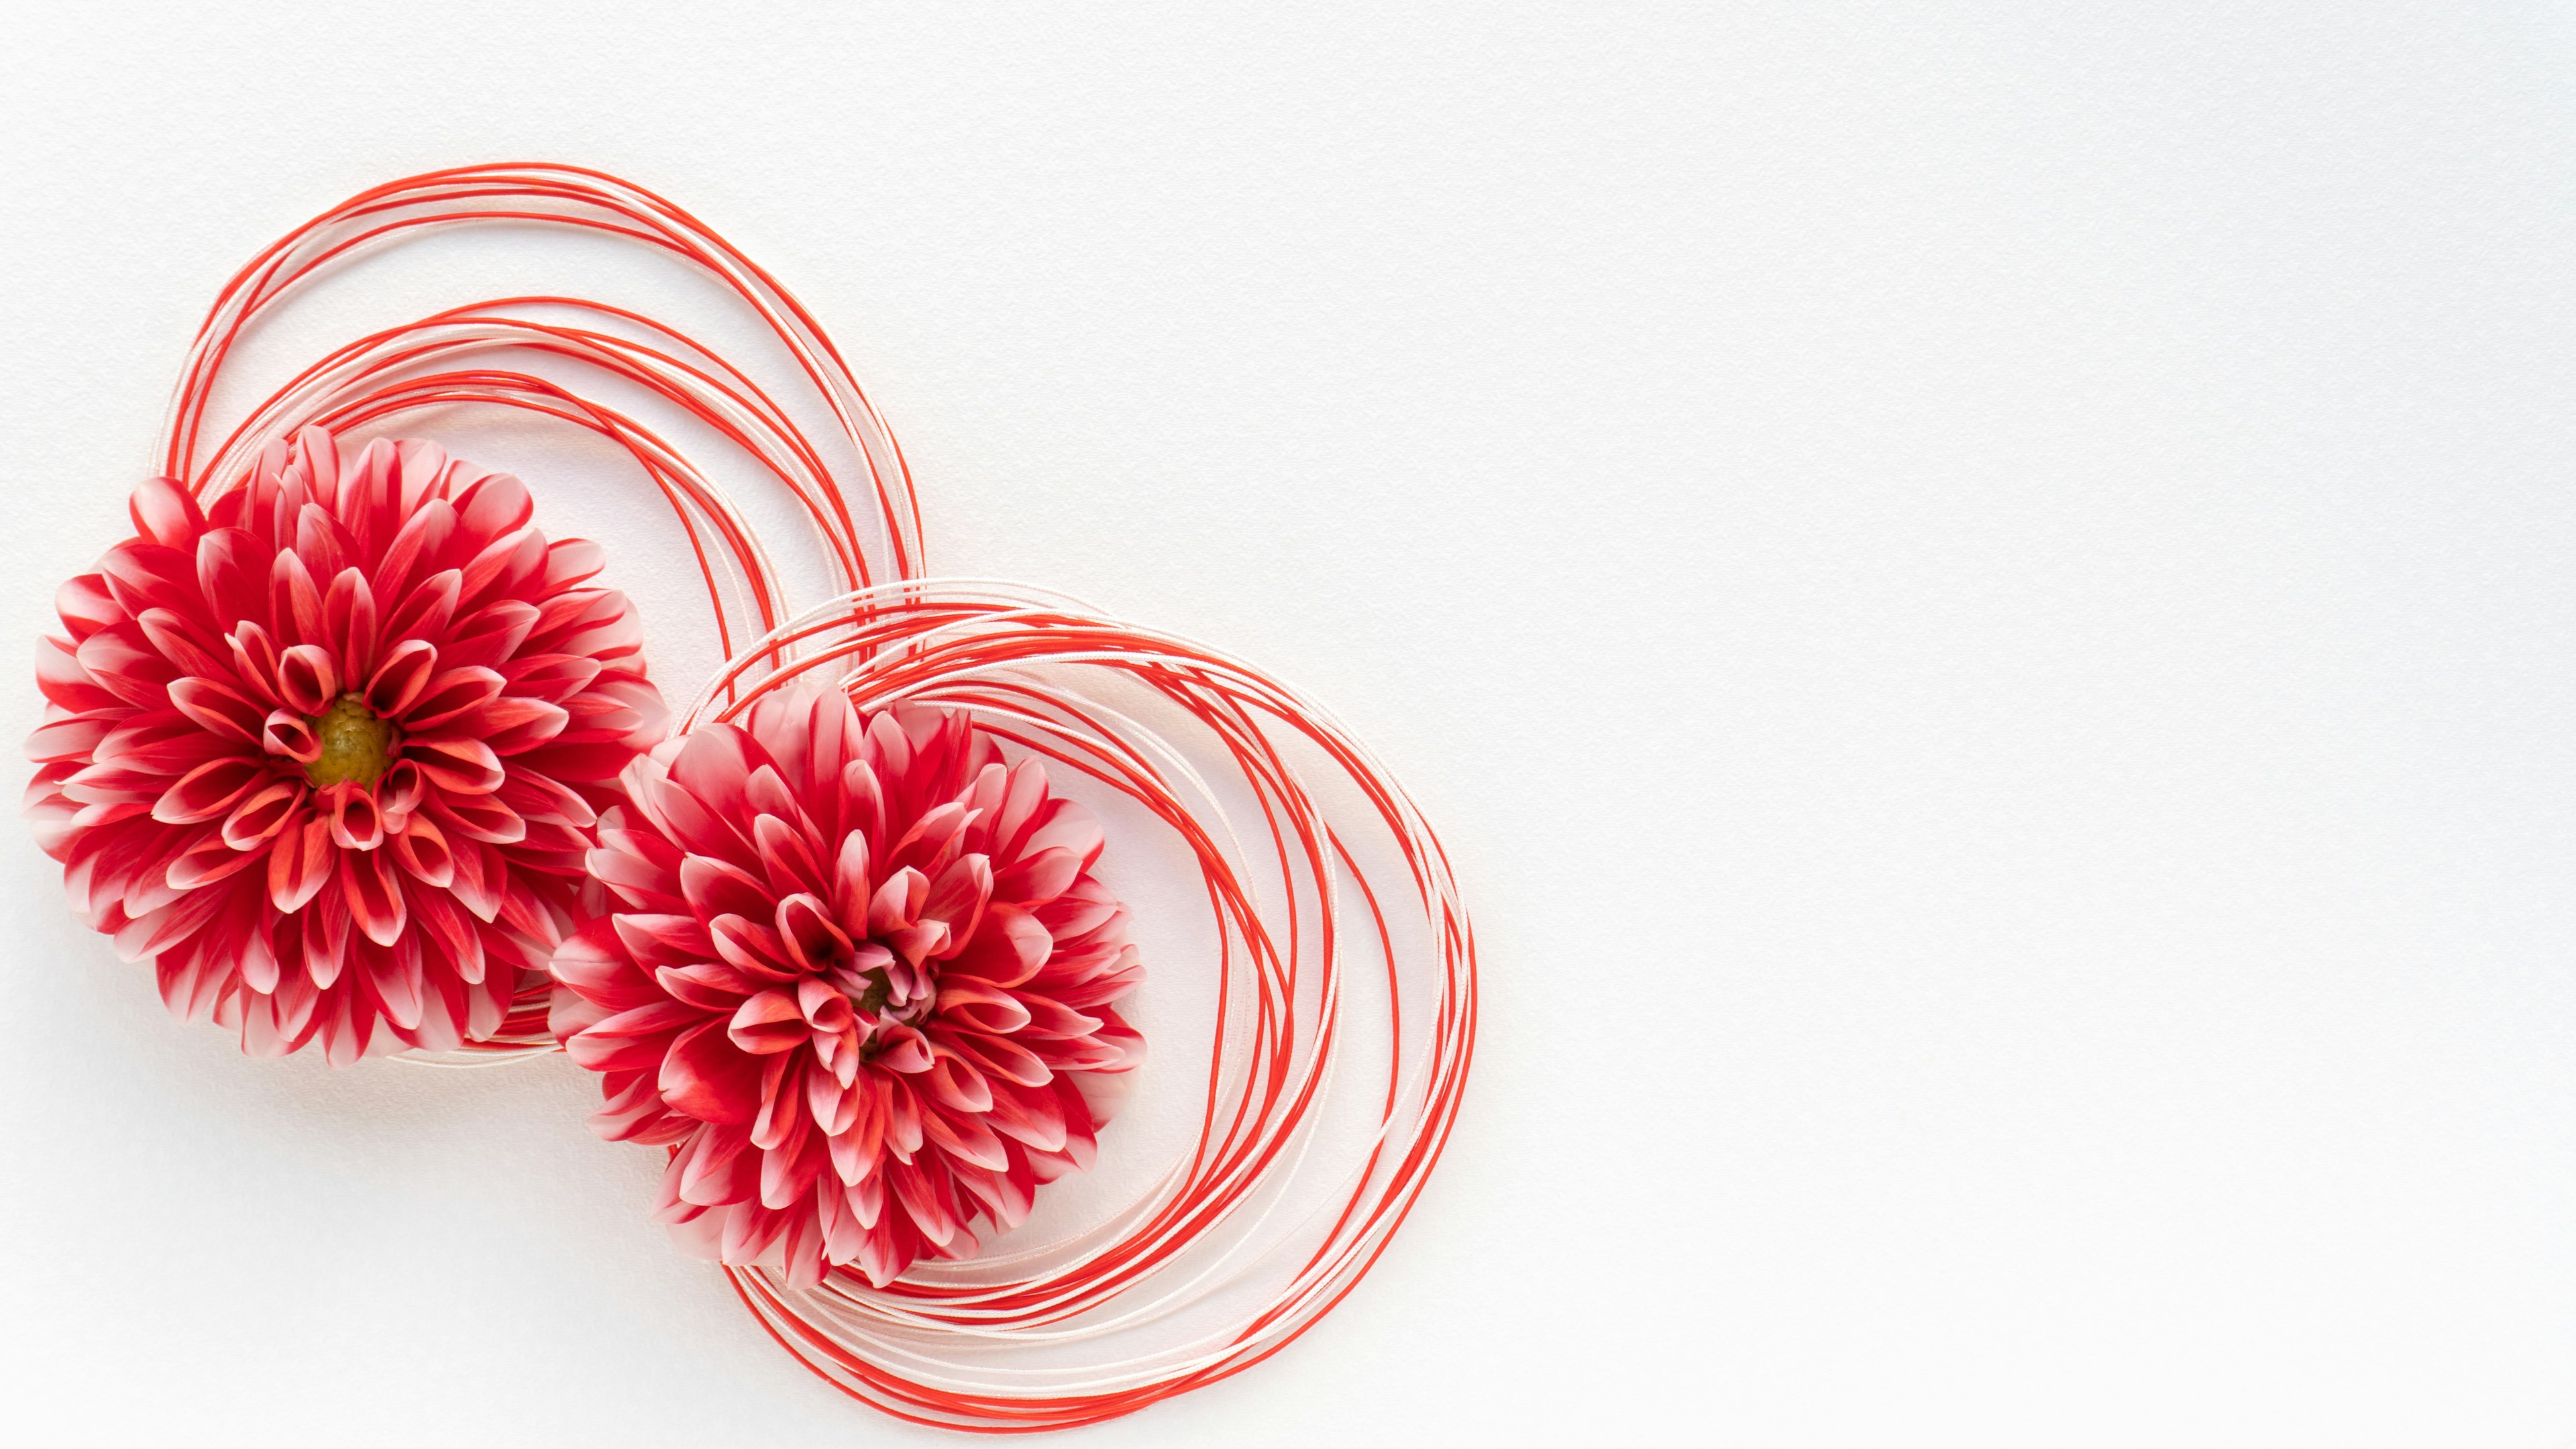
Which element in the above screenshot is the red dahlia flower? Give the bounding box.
[26,426,665,1062]
[551,690,1144,1289]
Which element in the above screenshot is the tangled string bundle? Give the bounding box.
[28,163,1476,1432]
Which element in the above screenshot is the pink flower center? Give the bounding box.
[304,694,396,788]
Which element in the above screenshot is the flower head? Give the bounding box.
[27,426,665,1061]
[552,690,1144,1289]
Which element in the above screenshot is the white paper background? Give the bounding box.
[5,5,2575,1445]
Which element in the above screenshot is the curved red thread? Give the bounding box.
[668,583,1477,1432]
[151,164,932,1053]
[103,165,1475,1426]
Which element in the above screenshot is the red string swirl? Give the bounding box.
[149,166,1477,1428]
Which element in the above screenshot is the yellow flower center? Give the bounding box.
[305,694,396,788]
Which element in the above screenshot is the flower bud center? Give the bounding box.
[306,694,395,788]
[850,961,935,1058]
[854,971,893,1016]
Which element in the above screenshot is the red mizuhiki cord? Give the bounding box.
[155,164,931,1051]
[156,166,1477,1428]
[158,162,924,661]
[674,582,1478,1432]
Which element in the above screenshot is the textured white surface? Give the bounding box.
[4,4,2575,1445]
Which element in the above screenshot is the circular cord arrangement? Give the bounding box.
[692,582,1476,1431]
[162,162,922,682]
[156,164,930,1052]
[78,165,1477,1428]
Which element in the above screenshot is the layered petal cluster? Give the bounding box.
[28,427,666,1061]
[552,692,1144,1289]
